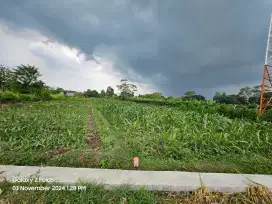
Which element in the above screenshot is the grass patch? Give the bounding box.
[0,181,271,204]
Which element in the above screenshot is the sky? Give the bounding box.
[1,0,272,98]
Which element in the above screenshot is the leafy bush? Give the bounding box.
[0,91,19,102]
[34,90,52,101]
[0,90,52,103]
[19,94,35,102]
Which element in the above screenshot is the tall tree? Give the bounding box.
[12,64,43,93]
[14,64,41,86]
[213,92,228,103]
[106,86,114,97]
[184,90,196,97]
[0,65,14,91]
[117,79,137,99]
[84,89,99,98]
[238,85,262,104]
[100,89,106,97]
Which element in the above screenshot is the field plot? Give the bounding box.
[1,98,272,174]
[0,99,90,166]
[91,98,272,174]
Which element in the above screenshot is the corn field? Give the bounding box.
[0,98,271,174]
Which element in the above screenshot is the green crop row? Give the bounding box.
[0,99,90,165]
[127,97,272,122]
[91,98,272,174]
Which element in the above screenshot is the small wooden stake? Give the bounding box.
[133,157,139,169]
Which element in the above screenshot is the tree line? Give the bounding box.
[1,64,269,105]
[0,64,138,99]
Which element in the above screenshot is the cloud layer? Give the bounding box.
[1,0,272,98]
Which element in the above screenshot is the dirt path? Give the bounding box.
[85,105,101,150]
[46,104,101,160]
[0,103,10,109]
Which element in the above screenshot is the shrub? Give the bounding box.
[0,91,19,103]
[19,94,35,102]
[34,90,52,101]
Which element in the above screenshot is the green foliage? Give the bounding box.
[1,98,272,175]
[14,64,41,85]
[213,86,262,105]
[91,98,272,174]
[47,87,64,94]
[106,86,114,97]
[139,92,163,99]
[1,181,271,204]
[260,109,272,122]
[126,97,263,121]
[184,90,196,96]
[18,94,35,101]
[0,65,14,91]
[84,89,99,98]
[0,100,90,166]
[74,92,85,98]
[34,89,52,101]
[51,94,68,100]
[100,89,106,97]
[117,79,137,99]
[0,91,19,102]
[183,94,206,101]
[0,64,47,95]
[0,90,52,103]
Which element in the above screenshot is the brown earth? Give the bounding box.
[44,104,101,166]
[45,147,71,158]
[0,103,9,109]
[84,105,101,150]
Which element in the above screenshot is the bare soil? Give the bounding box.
[85,105,101,150]
[45,104,101,166]
[46,147,71,158]
[0,103,9,109]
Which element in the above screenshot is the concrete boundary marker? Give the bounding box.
[0,165,272,193]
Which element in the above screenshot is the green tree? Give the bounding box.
[84,89,99,98]
[14,64,41,86]
[74,92,84,98]
[117,79,137,99]
[191,95,206,101]
[100,89,106,97]
[213,92,227,103]
[49,87,64,94]
[12,64,43,93]
[184,90,196,97]
[238,86,256,104]
[30,80,46,92]
[106,86,114,97]
[0,65,14,91]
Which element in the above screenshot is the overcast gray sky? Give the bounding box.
[1,0,272,98]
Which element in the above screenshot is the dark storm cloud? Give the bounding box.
[1,0,272,97]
